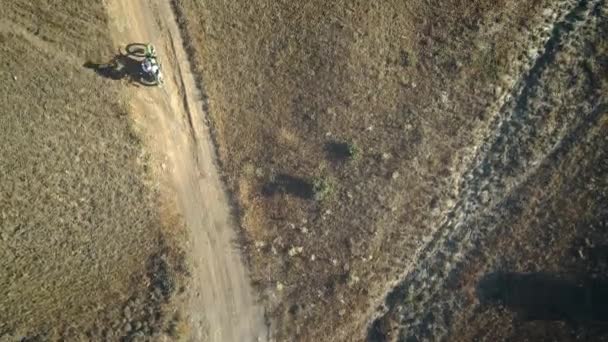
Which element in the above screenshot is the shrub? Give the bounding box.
[345,141,360,160]
[400,48,418,68]
[326,140,360,161]
[312,177,333,201]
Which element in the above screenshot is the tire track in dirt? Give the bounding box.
[0,19,78,64]
[104,1,268,341]
[368,0,604,340]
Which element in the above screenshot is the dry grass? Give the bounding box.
[5,1,113,61]
[0,2,186,340]
[448,6,608,341]
[171,0,563,340]
[170,0,608,340]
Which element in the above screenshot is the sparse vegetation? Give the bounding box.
[173,0,607,340]
[1,0,604,340]
[0,2,185,340]
[326,140,360,161]
[312,177,334,201]
[345,141,360,160]
[168,312,191,340]
[400,48,417,68]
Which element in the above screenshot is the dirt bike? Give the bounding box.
[141,44,164,86]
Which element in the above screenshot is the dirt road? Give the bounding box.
[105,0,267,341]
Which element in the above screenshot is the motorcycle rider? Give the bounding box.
[144,44,156,58]
[142,44,161,81]
[135,43,162,85]
[142,58,159,76]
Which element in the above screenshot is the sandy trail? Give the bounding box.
[104,0,267,341]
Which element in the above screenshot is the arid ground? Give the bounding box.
[173,0,607,340]
[1,0,607,341]
[1,0,263,341]
[1,1,188,340]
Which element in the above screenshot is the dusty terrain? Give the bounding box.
[1,0,265,341]
[1,0,606,341]
[173,0,607,340]
[104,0,267,340]
[0,1,186,340]
[371,1,608,340]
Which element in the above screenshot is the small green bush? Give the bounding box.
[400,48,418,68]
[326,140,360,161]
[312,177,333,201]
[345,141,360,160]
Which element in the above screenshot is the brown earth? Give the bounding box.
[371,1,608,340]
[104,0,268,341]
[1,0,266,341]
[172,0,607,340]
[1,0,606,341]
[0,1,186,340]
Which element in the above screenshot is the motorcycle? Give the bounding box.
[140,44,164,86]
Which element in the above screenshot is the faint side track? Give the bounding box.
[0,19,78,64]
[368,0,605,340]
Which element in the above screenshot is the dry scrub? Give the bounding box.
[0,2,186,340]
[170,0,587,340]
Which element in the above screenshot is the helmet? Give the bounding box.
[145,44,156,57]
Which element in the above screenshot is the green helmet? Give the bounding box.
[145,44,156,57]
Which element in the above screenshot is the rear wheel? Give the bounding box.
[125,43,147,57]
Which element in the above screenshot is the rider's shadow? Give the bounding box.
[84,43,157,86]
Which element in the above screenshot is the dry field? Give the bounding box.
[173,0,607,340]
[0,1,185,340]
[373,1,608,340]
[0,0,605,340]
